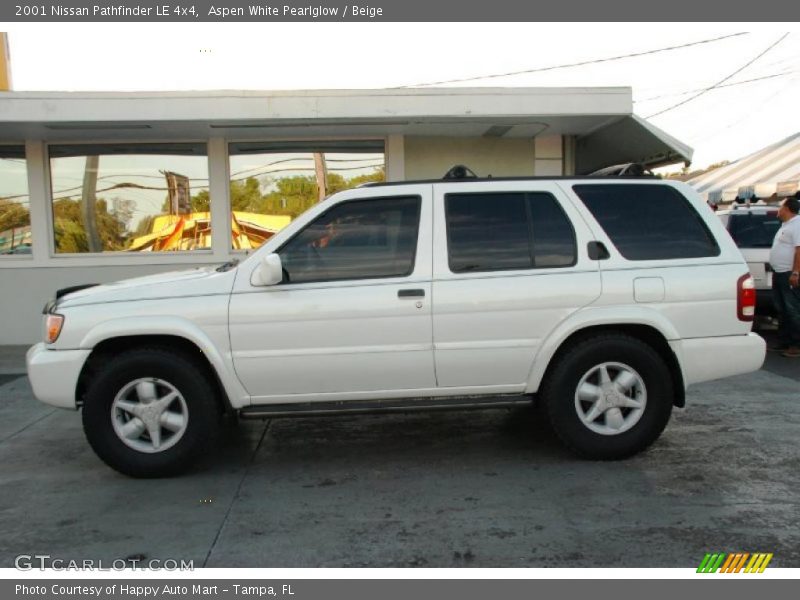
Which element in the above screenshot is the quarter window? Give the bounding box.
[573,184,720,260]
[278,196,420,284]
[445,192,576,273]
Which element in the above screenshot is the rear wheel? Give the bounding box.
[541,334,673,459]
[82,347,219,477]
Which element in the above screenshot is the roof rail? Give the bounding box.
[589,163,652,177]
[359,162,659,188]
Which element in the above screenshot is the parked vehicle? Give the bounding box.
[27,172,766,477]
[717,204,782,315]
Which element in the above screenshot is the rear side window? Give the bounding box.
[573,184,719,260]
[445,192,576,273]
[728,212,781,248]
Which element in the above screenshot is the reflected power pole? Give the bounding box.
[81,155,103,252]
[314,152,328,202]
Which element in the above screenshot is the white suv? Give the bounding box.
[716,204,782,316]
[27,175,766,477]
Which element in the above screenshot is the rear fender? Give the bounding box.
[525,306,682,393]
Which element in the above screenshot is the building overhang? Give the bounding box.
[575,114,693,174]
[0,88,692,170]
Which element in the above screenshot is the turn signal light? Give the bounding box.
[737,274,756,322]
[45,314,65,343]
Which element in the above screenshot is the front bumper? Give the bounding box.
[26,343,91,410]
[670,333,766,388]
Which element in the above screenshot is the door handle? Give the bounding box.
[398,289,425,298]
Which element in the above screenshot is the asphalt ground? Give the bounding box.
[0,332,797,568]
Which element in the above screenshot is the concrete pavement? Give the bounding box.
[0,338,798,568]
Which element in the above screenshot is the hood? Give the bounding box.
[56,265,237,309]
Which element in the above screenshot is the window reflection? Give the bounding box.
[279,196,420,284]
[0,147,31,256]
[49,144,210,253]
[228,143,385,250]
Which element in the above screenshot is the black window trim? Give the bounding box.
[572,183,721,261]
[274,194,423,286]
[444,190,578,275]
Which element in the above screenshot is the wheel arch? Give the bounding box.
[527,316,686,408]
[76,323,248,412]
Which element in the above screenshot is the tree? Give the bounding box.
[231,177,262,212]
[52,196,128,253]
[0,198,30,232]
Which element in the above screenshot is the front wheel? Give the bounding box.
[82,348,219,477]
[541,334,674,459]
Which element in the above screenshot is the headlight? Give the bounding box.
[45,314,65,344]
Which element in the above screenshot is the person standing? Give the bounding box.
[769,194,800,357]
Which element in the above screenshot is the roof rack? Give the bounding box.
[360,163,657,188]
[443,164,479,180]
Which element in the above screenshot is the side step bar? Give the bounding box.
[239,395,533,419]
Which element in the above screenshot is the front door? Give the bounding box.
[229,187,435,402]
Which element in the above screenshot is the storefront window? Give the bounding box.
[0,147,31,256]
[227,141,385,250]
[49,143,210,253]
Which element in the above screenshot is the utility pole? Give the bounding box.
[0,33,12,91]
[313,152,328,202]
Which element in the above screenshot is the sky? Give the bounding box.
[3,23,800,171]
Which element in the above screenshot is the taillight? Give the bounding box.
[737,273,756,322]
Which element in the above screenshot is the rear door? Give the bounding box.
[431,181,602,389]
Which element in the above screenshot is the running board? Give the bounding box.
[238,394,533,419]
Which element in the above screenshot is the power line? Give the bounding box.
[646,33,790,119]
[685,73,800,146]
[634,69,798,103]
[398,32,748,88]
[230,163,383,184]
[230,155,382,178]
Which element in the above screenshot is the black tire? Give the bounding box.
[81,347,219,478]
[540,334,673,460]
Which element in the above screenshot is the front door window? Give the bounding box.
[278,196,421,284]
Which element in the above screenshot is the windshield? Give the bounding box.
[728,213,780,248]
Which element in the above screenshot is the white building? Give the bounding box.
[0,87,691,343]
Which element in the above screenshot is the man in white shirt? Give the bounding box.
[769,194,800,357]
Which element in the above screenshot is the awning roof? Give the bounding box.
[0,88,692,172]
[688,132,800,200]
[575,114,693,174]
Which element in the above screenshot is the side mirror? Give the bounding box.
[250,253,283,287]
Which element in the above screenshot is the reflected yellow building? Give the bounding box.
[128,211,291,251]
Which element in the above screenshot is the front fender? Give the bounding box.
[525,306,682,393]
[79,316,250,409]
